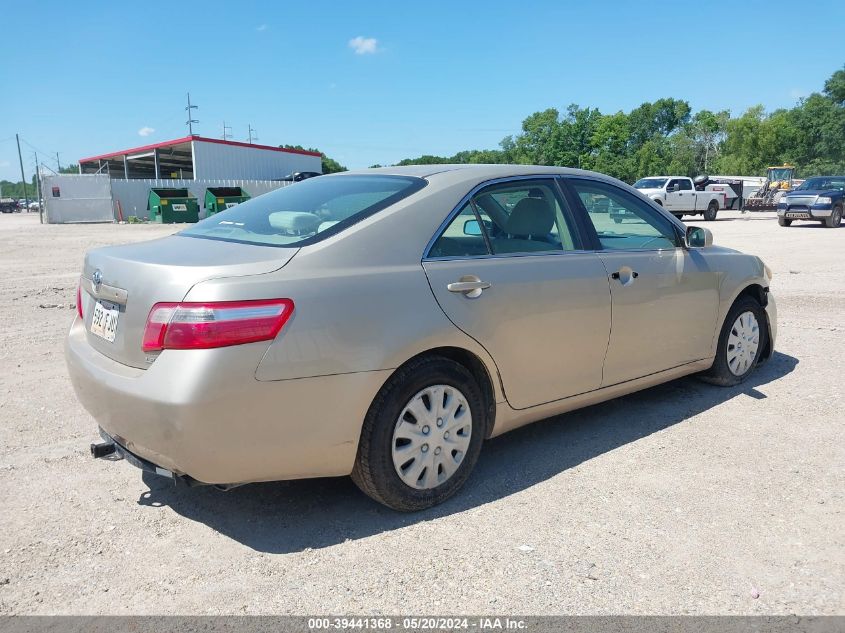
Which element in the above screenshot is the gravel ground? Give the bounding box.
[0,211,842,615]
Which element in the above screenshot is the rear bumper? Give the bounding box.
[65,318,390,484]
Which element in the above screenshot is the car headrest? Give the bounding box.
[505,198,554,236]
[268,211,321,234]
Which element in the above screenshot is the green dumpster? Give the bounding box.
[204,187,251,216]
[147,188,199,224]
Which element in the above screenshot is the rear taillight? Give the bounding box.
[142,299,294,352]
[76,281,83,320]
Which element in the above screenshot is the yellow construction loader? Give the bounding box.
[743,166,795,211]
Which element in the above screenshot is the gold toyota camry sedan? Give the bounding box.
[66,165,776,511]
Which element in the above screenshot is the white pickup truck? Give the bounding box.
[632,176,725,221]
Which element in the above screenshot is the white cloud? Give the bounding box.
[138,126,155,137]
[349,36,379,55]
[256,24,267,32]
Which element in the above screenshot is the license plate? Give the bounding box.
[225,202,239,209]
[91,300,119,342]
[172,203,187,211]
[786,212,810,219]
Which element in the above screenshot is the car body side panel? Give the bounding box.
[597,247,721,386]
[185,262,503,404]
[490,357,714,436]
[423,253,612,409]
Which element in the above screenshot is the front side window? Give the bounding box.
[428,179,578,258]
[569,179,678,251]
[181,175,425,247]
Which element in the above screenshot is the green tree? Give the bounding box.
[388,64,845,181]
[280,145,347,173]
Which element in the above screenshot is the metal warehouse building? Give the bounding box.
[78,135,322,180]
[43,136,324,223]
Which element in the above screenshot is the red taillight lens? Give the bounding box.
[76,281,83,320]
[142,299,294,352]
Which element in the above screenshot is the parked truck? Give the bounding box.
[632,176,725,221]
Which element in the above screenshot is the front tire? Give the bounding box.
[701,296,768,387]
[778,217,792,227]
[824,205,842,228]
[704,201,718,221]
[351,356,486,511]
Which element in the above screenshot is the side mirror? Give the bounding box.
[686,225,713,248]
[669,184,680,193]
[463,219,483,236]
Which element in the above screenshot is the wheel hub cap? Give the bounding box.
[391,385,472,490]
[726,310,760,377]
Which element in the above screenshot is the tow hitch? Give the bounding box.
[90,441,117,459]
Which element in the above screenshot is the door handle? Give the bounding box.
[447,276,491,298]
[611,270,639,280]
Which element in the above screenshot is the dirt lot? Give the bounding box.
[0,211,842,615]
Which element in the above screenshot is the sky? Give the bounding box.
[1,0,843,182]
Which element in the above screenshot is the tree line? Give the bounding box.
[388,65,845,182]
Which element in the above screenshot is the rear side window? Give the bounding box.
[428,179,579,258]
[181,175,426,247]
[679,179,693,191]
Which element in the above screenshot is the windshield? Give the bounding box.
[181,175,426,247]
[768,168,792,182]
[633,178,668,189]
[795,177,845,191]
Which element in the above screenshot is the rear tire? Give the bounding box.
[700,296,768,387]
[703,201,718,221]
[778,217,792,227]
[351,356,486,511]
[824,205,842,228]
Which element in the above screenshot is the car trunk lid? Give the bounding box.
[80,235,297,368]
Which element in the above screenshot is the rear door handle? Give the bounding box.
[447,276,491,298]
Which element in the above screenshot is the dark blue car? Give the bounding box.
[777,176,845,228]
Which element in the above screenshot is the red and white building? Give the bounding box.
[78,135,322,180]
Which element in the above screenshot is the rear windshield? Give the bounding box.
[180,175,426,247]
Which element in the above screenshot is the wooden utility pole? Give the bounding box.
[15,134,29,208]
